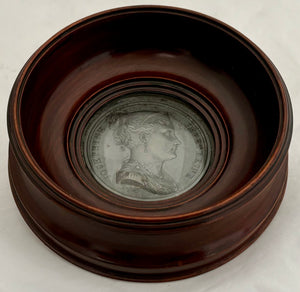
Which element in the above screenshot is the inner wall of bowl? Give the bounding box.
[18,9,280,208]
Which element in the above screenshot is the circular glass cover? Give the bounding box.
[82,94,214,201]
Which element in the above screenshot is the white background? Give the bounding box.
[1,0,299,291]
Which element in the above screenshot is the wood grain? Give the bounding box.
[7,6,292,281]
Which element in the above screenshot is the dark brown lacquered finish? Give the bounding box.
[7,6,292,282]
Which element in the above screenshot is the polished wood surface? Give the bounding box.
[7,6,292,281]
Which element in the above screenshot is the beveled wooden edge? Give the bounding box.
[7,5,293,224]
[8,152,288,282]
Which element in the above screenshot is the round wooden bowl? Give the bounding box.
[7,6,292,282]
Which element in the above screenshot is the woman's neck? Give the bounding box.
[131,150,163,177]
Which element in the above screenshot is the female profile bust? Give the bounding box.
[113,112,181,196]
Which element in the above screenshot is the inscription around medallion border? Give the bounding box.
[81,93,214,201]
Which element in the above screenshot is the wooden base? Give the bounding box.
[8,149,288,282]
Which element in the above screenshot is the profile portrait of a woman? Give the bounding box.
[113,111,181,196]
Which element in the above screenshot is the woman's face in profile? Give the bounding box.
[146,123,181,161]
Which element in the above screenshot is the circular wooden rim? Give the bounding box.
[7,5,293,223]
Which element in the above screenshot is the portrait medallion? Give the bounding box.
[82,94,214,201]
